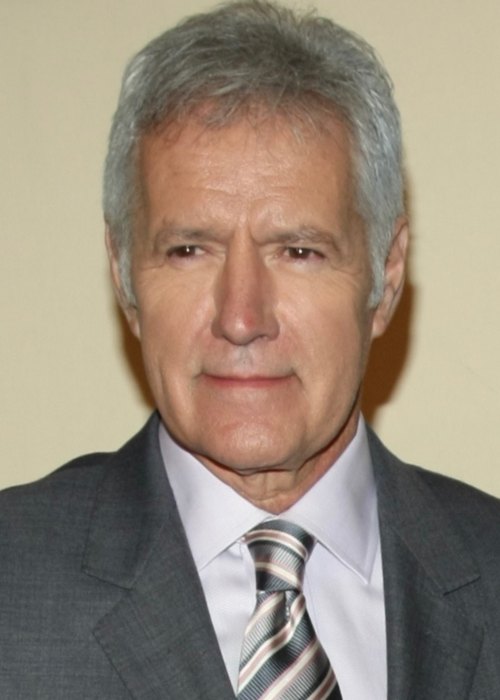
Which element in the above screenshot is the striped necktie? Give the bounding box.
[237,520,341,700]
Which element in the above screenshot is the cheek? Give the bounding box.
[135,281,213,379]
[298,300,373,399]
[292,284,370,353]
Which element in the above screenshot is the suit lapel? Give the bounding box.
[83,414,235,700]
[370,430,484,699]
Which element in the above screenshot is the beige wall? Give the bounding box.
[1,0,499,494]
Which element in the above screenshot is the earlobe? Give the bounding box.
[371,217,409,339]
[104,226,141,339]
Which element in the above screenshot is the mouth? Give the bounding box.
[202,374,293,389]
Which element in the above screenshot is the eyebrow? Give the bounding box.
[150,225,220,245]
[267,227,340,246]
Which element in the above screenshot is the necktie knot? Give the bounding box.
[245,519,315,592]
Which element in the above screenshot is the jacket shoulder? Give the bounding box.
[0,452,114,563]
[0,413,160,514]
[0,451,111,506]
[411,463,500,559]
[369,426,500,572]
[368,425,500,513]
[0,413,160,547]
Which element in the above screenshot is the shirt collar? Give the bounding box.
[159,417,378,583]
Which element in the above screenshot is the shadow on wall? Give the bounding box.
[362,280,415,425]
[363,174,416,425]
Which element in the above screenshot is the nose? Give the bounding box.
[211,238,279,345]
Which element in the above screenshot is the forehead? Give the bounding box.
[138,111,354,202]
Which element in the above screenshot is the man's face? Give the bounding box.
[109,113,404,505]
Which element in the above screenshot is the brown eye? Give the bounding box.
[167,245,200,258]
[286,247,322,260]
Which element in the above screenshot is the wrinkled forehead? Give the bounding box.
[134,99,356,200]
[134,104,356,219]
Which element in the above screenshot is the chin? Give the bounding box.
[197,431,298,474]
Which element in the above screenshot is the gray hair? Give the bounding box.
[103,0,404,304]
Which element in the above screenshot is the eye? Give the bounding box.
[285,246,323,260]
[166,245,202,258]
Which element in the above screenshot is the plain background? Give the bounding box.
[1,0,499,494]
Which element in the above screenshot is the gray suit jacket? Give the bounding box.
[1,413,500,699]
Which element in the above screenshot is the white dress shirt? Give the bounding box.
[159,418,387,699]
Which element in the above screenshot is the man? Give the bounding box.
[1,1,500,698]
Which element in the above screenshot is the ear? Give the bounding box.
[105,226,141,339]
[371,217,409,339]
